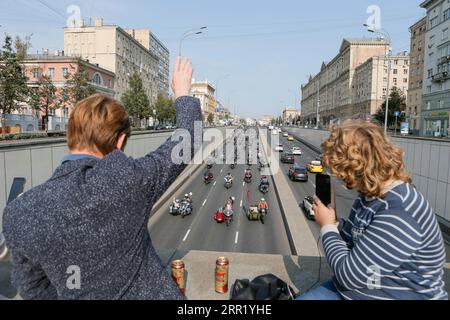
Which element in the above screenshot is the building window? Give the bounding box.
[92,73,102,86]
[444,8,450,21]
[403,78,408,83]
[439,100,444,108]
[393,69,398,74]
[403,69,408,75]
[430,16,439,28]
[443,28,449,40]
[428,69,434,78]
[47,68,55,79]
[426,101,431,110]
[32,68,40,79]
[62,68,69,78]
[427,85,432,93]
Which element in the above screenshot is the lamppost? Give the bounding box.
[364,24,392,133]
[179,27,207,57]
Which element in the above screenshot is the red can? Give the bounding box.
[171,260,185,294]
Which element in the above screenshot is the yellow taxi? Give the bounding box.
[287,135,295,141]
[306,160,324,173]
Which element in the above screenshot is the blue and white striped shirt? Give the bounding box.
[322,182,448,300]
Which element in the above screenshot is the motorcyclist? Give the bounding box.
[244,167,252,180]
[184,193,193,204]
[260,176,270,188]
[258,198,269,212]
[225,172,234,184]
[227,196,235,206]
[204,169,214,182]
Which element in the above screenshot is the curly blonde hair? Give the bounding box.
[321,120,412,198]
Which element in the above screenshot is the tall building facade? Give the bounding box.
[190,80,217,119]
[301,38,390,126]
[408,17,427,134]
[353,54,410,118]
[64,18,159,106]
[125,29,170,95]
[421,0,450,138]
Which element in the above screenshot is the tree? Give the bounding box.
[373,87,407,129]
[0,35,29,118]
[154,94,176,125]
[207,113,214,126]
[15,35,33,61]
[121,72,151,127]
[61,58,97,110]
[30,74,57,132]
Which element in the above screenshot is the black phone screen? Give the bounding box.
[316,174,331,207]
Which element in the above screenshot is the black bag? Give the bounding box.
[230,274,297,300]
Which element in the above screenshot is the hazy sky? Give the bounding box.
[1,0,425,119]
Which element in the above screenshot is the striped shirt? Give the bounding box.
[321,182,448,300]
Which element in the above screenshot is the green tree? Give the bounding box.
[154,94,176,125]
[30,74,57,132]
[373,87,407,129]
[121,72,150,127]
[207,113,214,126]
[0,35,29,120]
[61,59,97,109]
[15,35,33,61]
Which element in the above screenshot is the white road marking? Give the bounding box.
[183,229,191,242]
[243,181,246,187]
[311,183,316,188]
[240,200,243,208]
[235,232,239,244]
[220,168,223,173]
[213,181,217,186]
[342,185,349,190]
[202,199,207,207]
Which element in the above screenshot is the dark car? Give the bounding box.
[281,153,295,164]
[288,165,309,182]
[155,124,167,130]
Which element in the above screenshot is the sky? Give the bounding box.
[0,0,426,119]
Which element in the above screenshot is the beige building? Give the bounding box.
[301,38,390,126]
[125,29,170,95]
[408,17,427,133]
[190,80,217,119]
[282,107,299,125]
[353,53,410,119]
[64,18,159,106]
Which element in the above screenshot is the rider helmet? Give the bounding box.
[261,198,265,202]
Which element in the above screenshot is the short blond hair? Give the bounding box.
[321,120,412,198]
[67,94,131,155]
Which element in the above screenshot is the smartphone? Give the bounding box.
[316,174,331,207]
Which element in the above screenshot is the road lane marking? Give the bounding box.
[235,232,239,244]
[202,199,207,207]
[182,229,191,242]
[311,182,316,188]
[213,181,217,186]
[220,168,223,173]
[342,185,349,190]
[240,200,243,208]
[243,181,245,187]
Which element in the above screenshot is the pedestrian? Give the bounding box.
[3,57,201,300]
[297,120,448,300]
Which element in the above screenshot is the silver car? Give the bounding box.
[301,196,315,220]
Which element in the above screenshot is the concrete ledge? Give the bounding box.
[156,249,332,300]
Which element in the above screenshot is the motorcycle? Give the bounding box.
[259,208,268,224]
[169,198,193,218]
[225,177,233,189]
[259,184,269,194]
[230,163,236,170]
[244,172,252,184]
[224,206,234,227]
[204,174,214,185]
[179,199,193,218]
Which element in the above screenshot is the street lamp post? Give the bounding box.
[179,27,207,57]
[364,24,392,133]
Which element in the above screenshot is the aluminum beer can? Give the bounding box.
[171,260,185,294]
[215,257,229,294]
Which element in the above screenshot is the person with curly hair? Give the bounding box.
[297,120,448,300]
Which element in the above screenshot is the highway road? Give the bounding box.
[274,128,358,240]
[149,131,293,256]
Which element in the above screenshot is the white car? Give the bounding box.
[272,129,278,135]
[283,132,289,137]
[301,196,315,220]
[278,128,282,133]
[275,144,284,152]
[292,147,302,156]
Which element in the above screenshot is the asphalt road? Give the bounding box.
[269,129,358,240]
[149,133,293,256]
